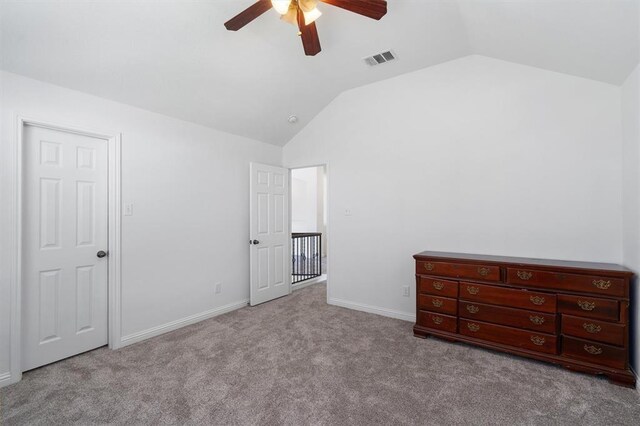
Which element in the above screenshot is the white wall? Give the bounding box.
[291,167,318,233]
[622,64,640,373]
[283,55,624,321]
[0,71,282,384]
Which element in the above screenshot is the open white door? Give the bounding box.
[250,163,290,305]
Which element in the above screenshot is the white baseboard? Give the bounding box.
[292,275,327,291]
[0,372,12,388]
[328,297,415,322]
[120,299,249,347]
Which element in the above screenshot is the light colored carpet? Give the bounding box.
[1,283,639,425]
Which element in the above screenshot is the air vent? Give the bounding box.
[363,50,397,67]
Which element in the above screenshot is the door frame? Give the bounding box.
[288,163,329,298]
[9,116,122,385]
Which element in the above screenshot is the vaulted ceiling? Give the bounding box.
[1,1,638,146]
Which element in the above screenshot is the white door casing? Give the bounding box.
[249,163,290,306]
[22,124,109,371]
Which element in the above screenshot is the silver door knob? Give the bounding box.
[97,250,108,258]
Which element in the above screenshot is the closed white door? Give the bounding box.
[249,163,290,305]
[22,124,109,371]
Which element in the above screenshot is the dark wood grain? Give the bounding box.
[416,261,500,282]
[416,311,457,333]
[417,295,457,315]
[506,268,626,298]
[297,8,322,56]
[418,276,458,297]
[459,301,557,334]
[320,0,387,20]
[459,282,557,313]
[414,250,633,276]
[413,251,635,387]
[224,0,272,31]
[561,315,625,346]
[557,295,619,322]
[562,336,626,370]
[459,319,558,354]
[413,325,636,387]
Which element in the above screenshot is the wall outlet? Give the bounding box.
[215,282,222,294]
[344,208,352,216]
[402,286,410,297]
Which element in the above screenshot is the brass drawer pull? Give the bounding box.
[466,305,479,314]
[583,323,602,334]
[592,279,612,290]
[424,262,434,271]
[466,286,480,295]
[467,323,480,332]
[529,315,545,325]
[477,267,490,277]
[577,300,596,311]
[432,316,443,325]
[584,344,603,355]
[529,296,545,305]
[530,335,545,346]
[517,270,533,280]
[432,281,444,291]
[432,299,444,308]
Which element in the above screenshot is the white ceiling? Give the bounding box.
[1,0,638,146]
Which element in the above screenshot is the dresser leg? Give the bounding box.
[414,332,430,339]
[413,327,431,339]
[605,372,637,388]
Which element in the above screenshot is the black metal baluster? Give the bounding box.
[303,236,307,280]
[291,233,322,284]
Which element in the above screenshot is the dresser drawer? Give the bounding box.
[506,268,625,297]
[459,283,556,313]
[459,301,557,334]
[459,319,557,354]
[417,311,457,333]
[558,295,619,321]
[562,336,626,369]
[416,261,500,281]
[561,315,625,346]
[417,294,457,315]
[418,276,458,297]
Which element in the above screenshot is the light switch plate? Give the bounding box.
[124,203,134,216]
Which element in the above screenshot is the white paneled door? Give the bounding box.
[249,163,290,305]
[22,124,109,371]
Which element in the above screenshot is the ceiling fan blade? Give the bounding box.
[224,0,273,31]
[297,8,322,56]
[320,0,387,20]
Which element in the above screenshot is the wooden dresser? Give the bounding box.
[413,251,635,387]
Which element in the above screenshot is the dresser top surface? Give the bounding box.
[414,251,633,275]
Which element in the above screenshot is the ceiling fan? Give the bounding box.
[224,0,388,56]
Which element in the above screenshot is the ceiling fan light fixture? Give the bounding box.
[281,4,298,25]
[298,0,319,13]
[303,7,322,25]
[271,0,292,15]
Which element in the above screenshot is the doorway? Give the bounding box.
[290,165,327,289]
[22,124,109,371]
[10,118,122,384]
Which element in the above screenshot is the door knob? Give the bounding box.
[252,240,259,245]
[97,250,108,258]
